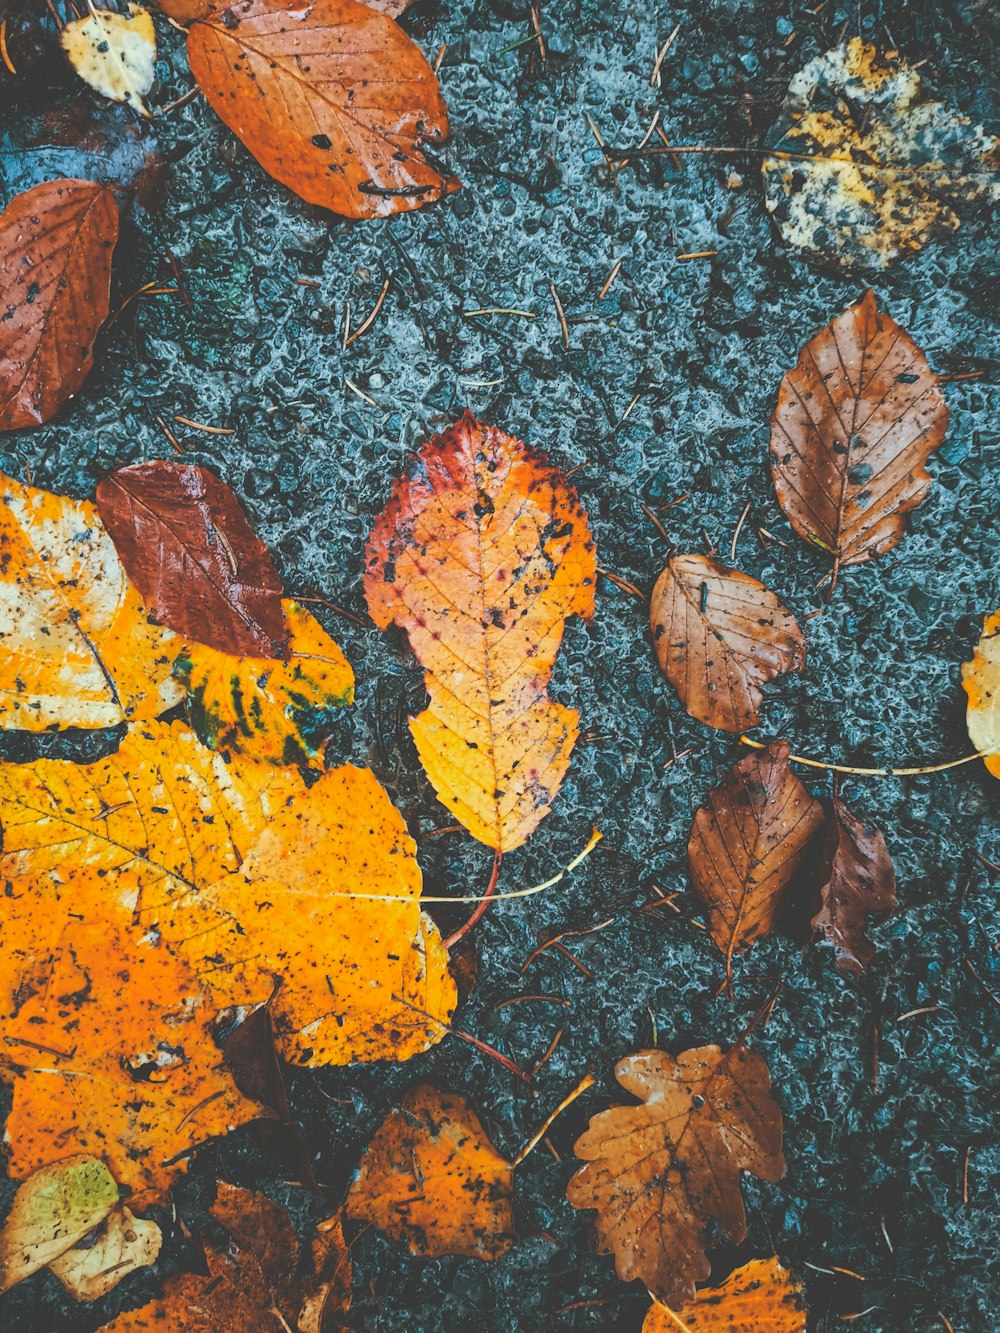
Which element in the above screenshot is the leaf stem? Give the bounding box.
[740,735,984,777]
[444,848,502,949]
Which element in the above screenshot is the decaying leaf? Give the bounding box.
[643,1256,807,1332]
[187,0,460,219]
[762,39,1000,269]
[0,178,119,430]
[298,1212,352,1333]
[346,1083,516,1260]
[567,1046,784,1307]
[770,290,948,576]
[0,1155,119,1294]
[60,5,156,116]
[174,599,354,768]
[364,412,596,853]
[49,1207,162,1301]
[650,555,805,733]
[96,459,289,658]
[688,741,824,981]
[810,797,895,974]
[0,471,183,730]
[962,611,1000,778]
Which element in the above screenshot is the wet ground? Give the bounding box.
[0,0,998,1330]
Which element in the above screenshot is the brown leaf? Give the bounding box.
[687,741,824,984]
[650,555,805,733]
[96,459,289,658]
[346,1083,516,1260]
[298,1212,352,1333]
[810,797,895,975]
[770,290,948,576]
[567,1045,784,1307]
[0,178,118,430]
[187,0,460,220]
[210,1182,298,1290]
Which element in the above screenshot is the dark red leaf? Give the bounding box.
[810,796,896,975]
[96,460,289,658]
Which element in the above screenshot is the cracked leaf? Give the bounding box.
[643,1256,807,1332]
[61,5,156,116]
[364,411,597,853]
[962,611,1000,779]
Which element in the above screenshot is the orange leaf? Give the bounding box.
[770,290,948,572]
[650,555,805,733]
[962,610,1000,778]
[187,0,460,219]
[364,412,597,852]
[643,1256,807,1332]
[567,1046,784,1308]
[0,179,118,430]
[0,471,182,731]
[346,1083,516,1259]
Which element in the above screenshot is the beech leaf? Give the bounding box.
[770,290,948,574]
[60,5,156,116]
[810,797,896,974]
[0,178,119,431]
[364,411,597,853]
[96,459,289,658]
[650,555,805,733]
[643,1256,807,1332]
[187,0,460,220]
[962,611,1000,778]
[566,1045,784,1308]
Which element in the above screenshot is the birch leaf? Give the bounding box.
[61,5,156,116]
[49,1207,162,1301]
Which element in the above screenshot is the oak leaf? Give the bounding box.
[346,1083,516,1259]
[174,599,354,767]
[566,1046,784,1307]
[96,459,289,658]
[0,178,119,430]
[364,412,597,853]
[762,39,1000,269]
[0,471,183,731]
[643,1256,806,1332]
[770,291,948,577]
[650,555,805,733]
[60,5,156,116]
[49,1206,162,1301]
[810,797,895,974]
[962,611,1000,778]
[688,741,824,984]
[187,0,460,220]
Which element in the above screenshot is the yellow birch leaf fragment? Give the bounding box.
[0,473,183,731]
[173,599,354,768]
[49,1206,162,1302]
[346,1083,516,1259]
[962,611,1000,779]
[643,1257,807,1332]
[60,5,156,116]
[0,1155,119,1294]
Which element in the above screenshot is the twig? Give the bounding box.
[597,257,623,299]
[444,849,503,950]
[174,415,235,435]
[550,283,569,349]
[597,567,643,599]
[391,994,531,1084]
[345,279,390,348]
[730,500,752,562]
[649,21,681,86]
[513,1073,595,1167]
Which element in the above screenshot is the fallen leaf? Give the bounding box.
[0,178,118,430]
[49,1206,162,1301]
[643,1256,807,1332]
[60,4,156,116]
[186,0,460,219]
[567,1046,784,1307]
[346,1083,516,1260]
[152,0,213,24]
[0,470,183,730]
[687,741,824,982]
[96,459,289,658]
[650,555,805,733]
[0,1155,119,1293]
[98,1243,282,1331]
[298,1212,352,1333]
[770,290,948,576]
[962,611,1000,778]
[762,38,1000,269]
[364,411,597,853]
[210,1181,299,1286]
[809,797,896,974]
[174,599,354,768]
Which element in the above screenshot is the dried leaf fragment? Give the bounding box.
[61,5,156,116]
[96,459,289,658]
[0,1156,119,1293]
[187,0,460,219]
[770,290,948,573]
[762,38,1000,268]
[364,411,597,852]
[0,178,119,430]
[650,555,805,732]
[346,1083,516,1260]
[810,797,895,974]
[687,741,824,980]
[643,1256,807,1332]
[962,611,1000,778]
[49,1206,162,1301]
[567,1046,784,1307]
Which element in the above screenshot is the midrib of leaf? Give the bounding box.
[470,450,501,848]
